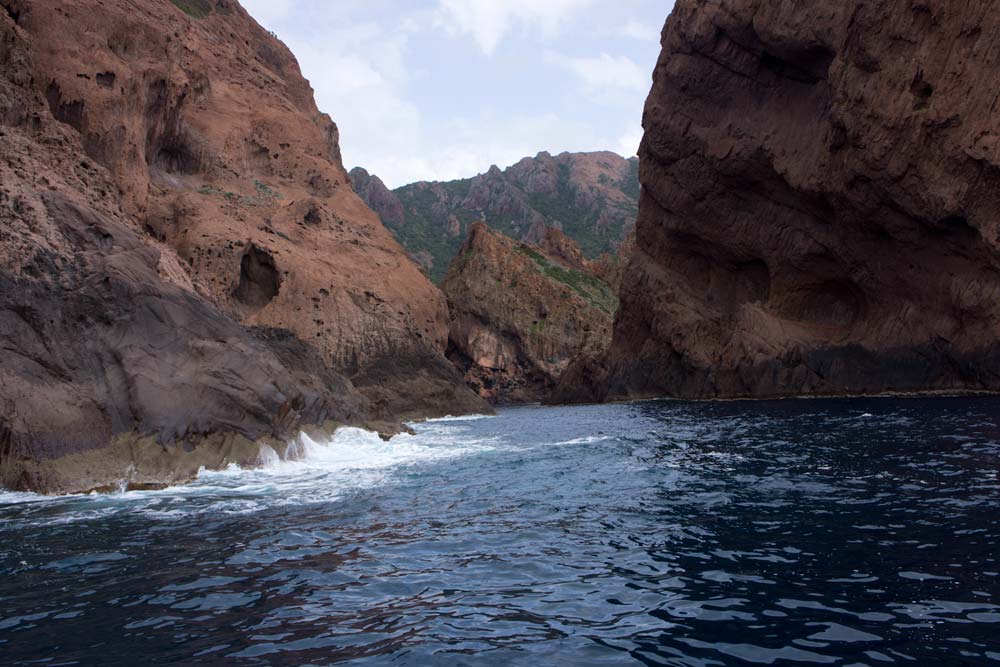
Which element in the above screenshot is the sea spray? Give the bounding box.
[0,420,500,522]
[256,444,281,467]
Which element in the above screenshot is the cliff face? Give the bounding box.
[351,151,639,282]
[443,224,617,404]
[0,0,484,493]
[557,0,1000,403]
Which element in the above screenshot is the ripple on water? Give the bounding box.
[1,398,1000,665]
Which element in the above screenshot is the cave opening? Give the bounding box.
[234,244,281,308]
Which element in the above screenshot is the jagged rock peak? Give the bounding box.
[354,151,640,283]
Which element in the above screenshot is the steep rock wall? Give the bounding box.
[557,0,1000,401]
[0,0,484,493]
[443,224,617,404]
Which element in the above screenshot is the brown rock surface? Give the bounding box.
[0,0,485,493]
[443,223,617,404]
[556,0,1000,403]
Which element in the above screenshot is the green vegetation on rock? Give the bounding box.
[170,0,213,18]
[515,245,619,315]
[198,180,283,207]
[357,152,639,284]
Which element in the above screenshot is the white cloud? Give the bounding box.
[436,0,592,55]
[616,126,643,158]
[286,38,425,188]
[618,19,660,42]
[239,1,659,187]
[239,0,295,28]
[365,112,611,186]
[547,52,650,98]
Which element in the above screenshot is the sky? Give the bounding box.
[240,0,672,188]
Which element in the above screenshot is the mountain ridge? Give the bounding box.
[351,150,639,283]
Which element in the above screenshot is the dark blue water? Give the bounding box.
[2,398,1000,666]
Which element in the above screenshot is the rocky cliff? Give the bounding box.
[556,0,1000,403]
[351,151,639,282]
[0,0,485,493]
[443,224,617,404]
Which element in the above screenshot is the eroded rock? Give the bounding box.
[443,223,617,403]
[0,0,485,494]
[556,0,1000,402]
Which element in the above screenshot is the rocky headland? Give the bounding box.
[556,0,1000,403]
[0,0,486,494]
[442,223,618,404]
[351,151,639,283]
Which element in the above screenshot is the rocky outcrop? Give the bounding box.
[443,223,616,404]
[0,0,485,494]
[349,167,405,229]
[354,152,639,282]
[556,0,1000,403]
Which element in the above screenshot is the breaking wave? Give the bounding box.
[0,422,498,522]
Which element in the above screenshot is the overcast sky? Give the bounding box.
[241,0,672,188]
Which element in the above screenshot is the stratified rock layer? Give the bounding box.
[557,0,1000,402]
[0,0,484,493]
[443,224,617,404]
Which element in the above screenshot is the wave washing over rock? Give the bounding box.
[0,417,498,518]
[556,0,1000,403]
[0,0,486,494]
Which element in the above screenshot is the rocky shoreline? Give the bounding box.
[0,0,487,494]
[6,0,1000,494]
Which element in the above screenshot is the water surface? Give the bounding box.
[2,398,1000,665]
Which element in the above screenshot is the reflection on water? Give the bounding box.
[2,398,1000,665]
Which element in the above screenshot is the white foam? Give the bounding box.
[256,444,281,467]
[420,414,496,423]
[552,435,612,446]
[0,424,497,520]
[159,426,496,505]
[0,490,56,506]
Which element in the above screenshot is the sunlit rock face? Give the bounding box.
[443,223,617,404]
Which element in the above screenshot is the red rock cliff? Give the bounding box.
[557,0,1000,402]
[0,0,484,493]
[443,223,617,404]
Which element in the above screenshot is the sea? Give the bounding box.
[2,397,999,665]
